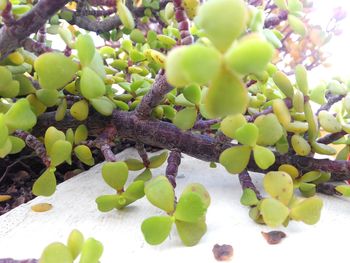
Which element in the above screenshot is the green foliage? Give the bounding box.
[219,145,251,174]
[196,0,248,52]
[40,230,103,263]
[174,192,206,222]
[254,114,283,146]
[149,151,169,168]
[165,44,221,87]
[173,107,197,130]
[290,197,323,225]
[141,216,174,245]
[142,181,210,246]
[34,53,78,90]
[224,34,274,75]
[97,161,144,211]
[4,99,36,131]
[145,176,175,213]
[80,67,106,100]
[67,230,84,260]
[260,198,289,227]
[263,171,293,205]
[253,145,275,170]
[76,34,95,67]
[235,123,259,147]
[32,168,56,197]
[102,161,128,191]
[240,188,259,206]
[1,0,346,251]
[205,69,248,118]
[39,242,74,263]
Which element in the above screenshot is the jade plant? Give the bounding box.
[40,229,103,263]
[0,0,350,259]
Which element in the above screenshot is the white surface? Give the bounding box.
[1,148,350,262]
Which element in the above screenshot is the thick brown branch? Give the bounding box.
[21,38,53,55]
[33,109,350,181]
[93,125,117,162]
[0,0,69,58]
[12,131,50,167]
[135,71,173,118]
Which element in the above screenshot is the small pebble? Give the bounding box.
[261,230,286,244]
[212,244,233,261]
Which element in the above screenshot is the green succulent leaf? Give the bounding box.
[205,69,248,118]
[175,219,207,246]
[76,34,95,67]
[74,124,88,145]
[145,176,175,213]
[290,197,323,225]
[44,126,66,155]
[335,185,350,197]
[67,229,84,260]
[79,238,104,263]
[300,171,321,183]
[173,107,197,131]
[8,136,25,154]
[263,171,293,205]
[34,53,78,90]
[125,158,145,171]
[134,168,152,182]
[299,182,316,198]
[219,145,251,174]
[224,34,274,75]
[141,216,173,245]
[39,242,73,263]
[74,145,95,166]
[4,99,37,131]
[174,192,206,223]
[254,114,283,146]
[253,145,275,170]
[220,113,247,139]
[183,84,201,105]
[196,0,248,52]
[165,44,221,87]
[0,114,9,148]
[240,188,259,206]
[50,140,72,167]
[80,67,106,100]
[149,151,169,169]
[32,168,56,197]
[123,180,145,201]
[95,195,118,212]
[102,161,128,191]
[235,123,259,147]
[260,198,289,227]
[181,183,211,209]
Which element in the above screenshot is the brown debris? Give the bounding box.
[261,231,287,245]
[31,203,53,212]
[212,244,234,261]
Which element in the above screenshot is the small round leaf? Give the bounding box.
[141,216,173,245]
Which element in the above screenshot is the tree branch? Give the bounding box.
[0,0,69,58]
[165,150,181,188]
[238,170,262,199]
[32,109,350,182]
[135,70,174,119]
[13,130,50,167]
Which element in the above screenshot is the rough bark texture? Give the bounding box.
[0,0,69,58]
[31,108,350,181]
